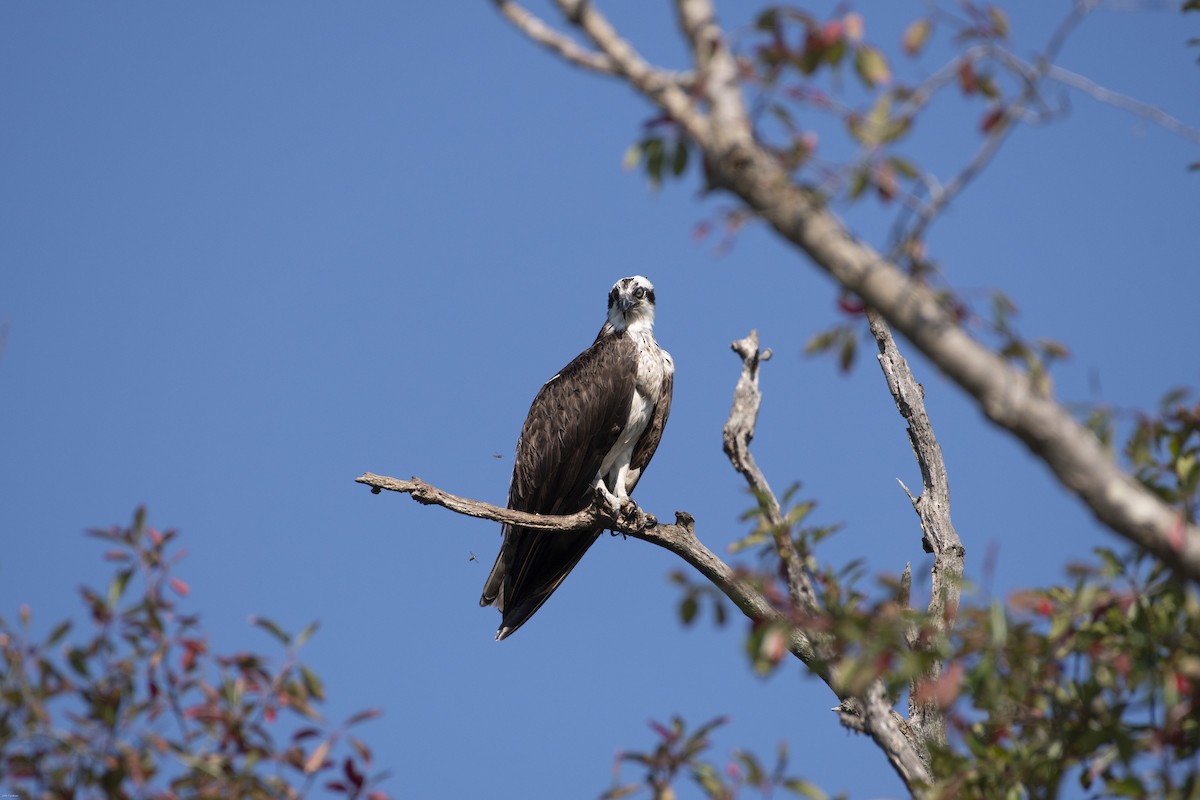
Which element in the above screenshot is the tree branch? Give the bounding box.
[492,0,620,77]
[867,310,964,763]
[673,0,752,147]
[719,329,933,789]
[357,467,936,787]
[354,472,818,662]
[549,0,712,146]
[715,141,1200,583]
[721,331,818,615]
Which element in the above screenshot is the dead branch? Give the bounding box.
[354,472,818,663]
[721,331,819,615]
[868,309,965,763]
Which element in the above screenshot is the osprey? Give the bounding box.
[480,275,674,640]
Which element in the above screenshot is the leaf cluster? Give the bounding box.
[929,550,1200,798]
[0,508,388,800]
[1126,389,1200,522]
[601,716,838,800]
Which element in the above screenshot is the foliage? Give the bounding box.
[655,494,1200,799]
[602,716,840,800]
[935,550,1200,799]
[0,508,388,799]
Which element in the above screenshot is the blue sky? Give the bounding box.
[2,3,1198,798]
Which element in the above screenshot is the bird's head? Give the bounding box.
[606,275,657,333]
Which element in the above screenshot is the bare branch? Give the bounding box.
[355,471,818,662]
[356,472,612,531]
[1045,63,1200,145]
[722,331,819,615]
[550,0,711,146]
[867,310,964,762]
[492,0,619,77]
[359,464,937,786]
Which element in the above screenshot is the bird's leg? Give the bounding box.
[593,474,656,534]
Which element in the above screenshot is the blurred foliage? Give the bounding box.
[649,460,1200,799]
[0,508,388,799]
[601,716,842,800]
[1126,389,1200,524]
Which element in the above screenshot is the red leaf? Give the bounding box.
[980,107,1005,133]
[821,19,843,46]
[957,61,977,95]
[913,661,965,708]
[170,577,190,597]
[837,295,866,315]
[344,756,365,788]
[649,720,678,742]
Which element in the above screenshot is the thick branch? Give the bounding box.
[497,0,1200,582]
[673,0,751,146]
[711,142,1200,584]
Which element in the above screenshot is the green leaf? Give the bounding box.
[672,140,689,177]
[847,166,869,200]
[853,45,891,88]
[838,331,857,372]
[294,620,320,648]
[621,142,642,171]
[46,619,72,646]
[989,600,1007,648]
[735,750,766,786]
[783,778,829,800]
[107,568,134,608]
[888,155,919,179]
[249,615,291,646]
[300,664,325,702]
[644,138,665,185]
[680,595,699,625]
[67,646,90,677]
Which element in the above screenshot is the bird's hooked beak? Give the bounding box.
[615,295,635,315]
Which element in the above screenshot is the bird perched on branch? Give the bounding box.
[480,275,674,640]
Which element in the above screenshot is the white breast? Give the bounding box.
[597,331,671,497]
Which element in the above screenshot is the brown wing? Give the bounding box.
[480,332,637,639]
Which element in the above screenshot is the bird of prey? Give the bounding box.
[480,275,674,640]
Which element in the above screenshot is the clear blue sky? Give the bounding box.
[2,3,1197,798]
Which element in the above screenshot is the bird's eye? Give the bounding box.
[633,287,646,299]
